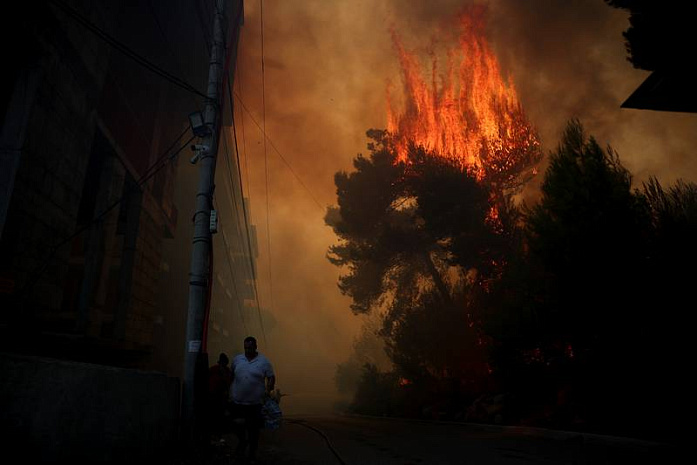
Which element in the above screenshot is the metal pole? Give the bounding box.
[182,0,228,444]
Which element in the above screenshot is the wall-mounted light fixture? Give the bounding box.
[189,111,211,137]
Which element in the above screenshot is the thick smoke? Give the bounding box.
[229,0,696,415]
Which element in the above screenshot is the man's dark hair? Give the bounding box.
[218,353,229,365]
[244,336,257,347]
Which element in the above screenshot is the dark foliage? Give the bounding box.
[327,129,532,419]
[525,119,650,351]
[605,0,691,71]
[485,120,693,442]
[330,120,694,443]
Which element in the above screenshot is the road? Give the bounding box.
[206,414,680,465]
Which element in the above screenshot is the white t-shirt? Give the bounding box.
[229,353,274,405]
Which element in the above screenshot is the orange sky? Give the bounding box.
[216,0,697,415]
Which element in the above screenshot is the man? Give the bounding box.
[229,336,275,463]
[208,353,232,438]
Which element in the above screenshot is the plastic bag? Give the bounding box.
[261,396,282,430]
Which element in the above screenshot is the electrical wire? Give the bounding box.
[227,75,268,347]
[259,0,276,337]
[17,128,195,301]
[146,0,205,114]
[235,45,251,196]
[48,0,208,99]
[218,106,259,329]
[212,196,250,336]
[211,0,258,342]
[229,36,258,318]
[192,0,259,347]
[194,0,212,56]
[233,92,325,211]
[220,119,257,310]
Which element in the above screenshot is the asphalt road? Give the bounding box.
[207,414,680,465]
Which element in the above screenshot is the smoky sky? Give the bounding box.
[210,0,697,414]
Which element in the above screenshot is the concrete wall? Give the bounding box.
[0,352,180,463]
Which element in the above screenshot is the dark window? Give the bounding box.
[77,130,110,226]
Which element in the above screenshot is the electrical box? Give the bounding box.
[210,209,218,234]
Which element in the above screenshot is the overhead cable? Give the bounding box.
[232,92,325,211]
[48,0,208,99]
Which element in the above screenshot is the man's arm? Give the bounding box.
[266,375,276,394]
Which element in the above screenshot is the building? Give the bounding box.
[0,0,253,376]
[621,69,697,113]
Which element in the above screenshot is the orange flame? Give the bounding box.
[387,5,540,190]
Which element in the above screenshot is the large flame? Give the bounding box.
[387,5,540,190]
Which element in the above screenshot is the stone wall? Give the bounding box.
[0,352,180,463]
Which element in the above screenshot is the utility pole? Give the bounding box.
[182,0,229,445]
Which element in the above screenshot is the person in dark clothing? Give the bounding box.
[208,352,232,437]
[229,336,275,464]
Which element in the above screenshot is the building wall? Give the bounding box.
[0,352,180,463]
[206,127,262,360]
[0,1,191,370]
[1,6,251,452]
[0,1,117,331]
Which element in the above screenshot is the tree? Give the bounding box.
[335,313,392,397]
[644,176,697,268]
[488,119,669,437]
[326,130,502,402]
[641,176,697,385]
[524,119,650,353]
[604,0,690,72]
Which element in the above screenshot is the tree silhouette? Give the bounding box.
[641,176,697,426]
[331,120,695,440]
[605,0,689,71]
[524,119,650,354]
[326,130,505,401]
[606,1,696,112]
[488,119,694,439]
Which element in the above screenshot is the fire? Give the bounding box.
[387,5,540,190]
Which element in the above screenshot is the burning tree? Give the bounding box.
[327,5,542,413]
[387,4,541,194]
[329,6,692,437]
[326,132,495,397]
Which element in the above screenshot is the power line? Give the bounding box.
[220,116,261,319]
[226,22,257,316]
[227,74,268,347]
[146,0,205,113]
[232,92,325,211]
[194,0,212,56]
[48,0,208,100]
[18,126,195,300]
[259,0,276,335]
[212,197,250,335]
[66,128,194,251]
[211,0,263,343]
[235,44,251,196]
[224,124,268,346]
[221,120,257,307]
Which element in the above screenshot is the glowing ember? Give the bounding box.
[387,5,540,190]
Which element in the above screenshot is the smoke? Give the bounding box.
[227,0,696,415]
[485,0,697,191]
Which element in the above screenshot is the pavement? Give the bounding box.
[173,414,682,465]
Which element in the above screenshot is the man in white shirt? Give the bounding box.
[229,336,275,463]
